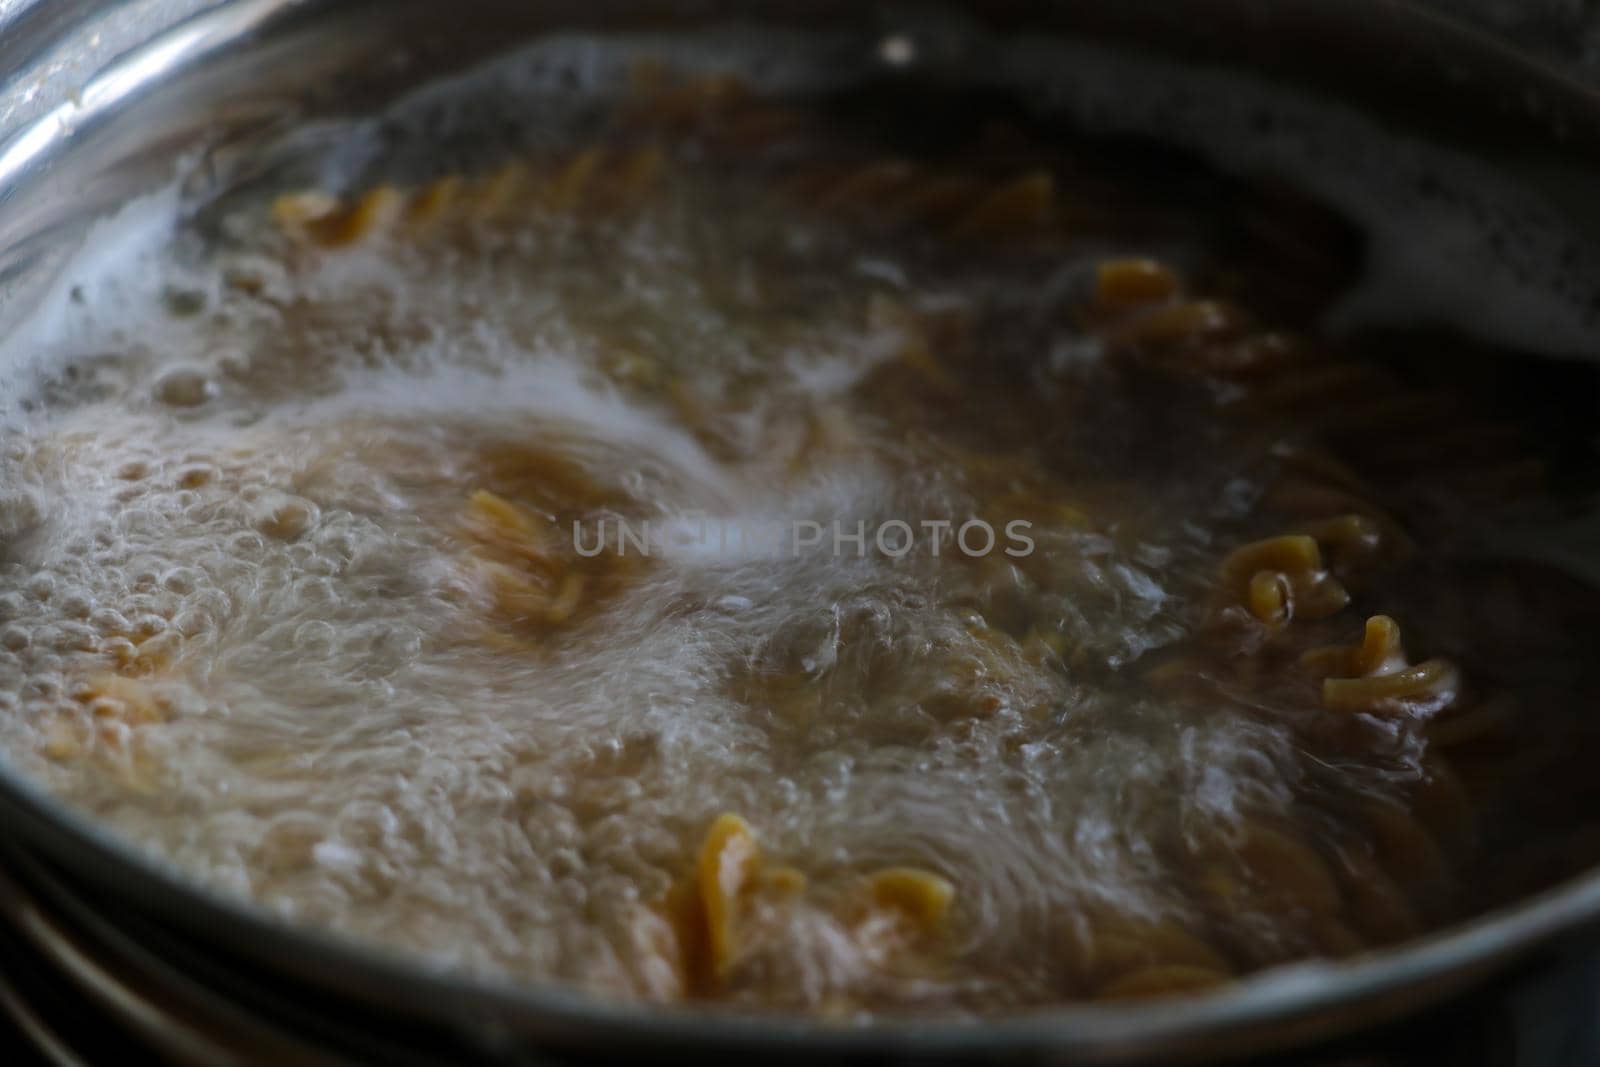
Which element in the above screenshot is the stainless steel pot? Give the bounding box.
[1,2,1599,1063]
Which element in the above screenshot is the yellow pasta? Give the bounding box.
[282,185,405,247]
[1074,916,1231,989]
[546,147,606,210]
[1092,258,1181,308]
[272,147,674,252]
[1332,845,1419,945]
[1226,819,1342,918]
[604,146,667,208]
[1302,614,1405,678]
[1218,534,1350,624]
[1297,513,1410,577]
[1364,800,1452,901]
[948,170,1056,239]
[696,813,762,979]
[471,162,532,221]
[813,160,917,211]
[864,867,955,933]
[463,490,553,566]
[403,173,462,226]
[1305,616,1460,717]
[1324,662,1462,716]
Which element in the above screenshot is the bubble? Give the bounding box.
[129,613,170,640]
[554,878,589,912]
[228,531,267,556]
[48,622,98,653]
[171,608,211,638]
[101,637,137,667]
[89,607,128,633]
[22,676,62,702]
[313,527,359,562]
[289,544,340,577]
[56,588,94,619]
[293,620,338,657]
[120,509,166,539]
[0,490,42,540]
[129,563,163,591]
[153,367,217,408]
[253,494,319,541]
[293,576,339,607]
[162,567,202,595]
[187,588,233,620]
[176,466,218,491]
[547,848,584,880]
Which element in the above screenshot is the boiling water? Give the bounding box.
[0,26,1597,1018]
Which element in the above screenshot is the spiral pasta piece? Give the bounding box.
[1067,913,1232,999]
[656,814,788,993]
[274,185,404,246]
[773,155,1071,250]
[658,815,956,995]
[1303,616,1460,717]
[696,813,763,979]
[812,160,918,212]
[457,480,648,635]
[272,147,669,250]
[1363,799,1452,903]
[1302,614,1404,677]
[1202,818,1343,919]
[463,489,554,566]
[1331,845,1419,945]
[947,170,1056,239]
[864,867,956,933]
[1296,513,1410,580]
[1218,534,1349,625]
[1092,258,1181,309]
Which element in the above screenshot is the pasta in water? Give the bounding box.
[1,64,1598,1020]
